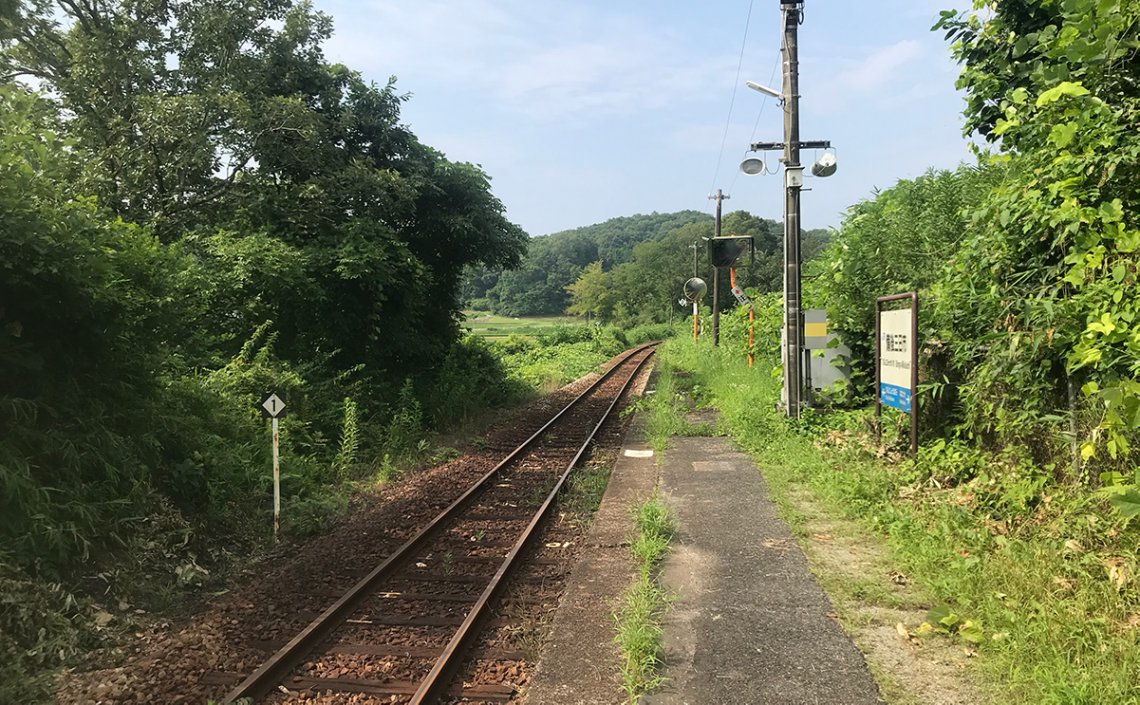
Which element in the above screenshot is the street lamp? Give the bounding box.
[745,80,782,100]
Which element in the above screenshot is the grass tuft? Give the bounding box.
[614,491,676,702]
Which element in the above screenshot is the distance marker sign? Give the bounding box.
[259,391,287,419]
[259,391,287,540]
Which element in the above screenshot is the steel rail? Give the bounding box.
[409,346,655,704]
[219,343,656,703]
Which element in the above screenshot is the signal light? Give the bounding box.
[709,235,754,268]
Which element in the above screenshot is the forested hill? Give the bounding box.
[463,211,711,316]
[464,210,830,319]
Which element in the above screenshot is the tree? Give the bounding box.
[2,0,527,383]
[566,262,616,322]
[0,0,531,577]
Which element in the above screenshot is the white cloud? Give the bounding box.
[802,39,932,116]
[839,40,924,93]
[322,0,734,121]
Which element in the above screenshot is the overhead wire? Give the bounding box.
[728,47,782,195]
[705,0,755,212]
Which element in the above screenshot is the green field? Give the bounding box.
[462,311,585,338]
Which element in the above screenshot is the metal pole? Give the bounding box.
[910,292,919,456]
[782,2,803,418]
[272,415,280,540]
[874,298,882,445]
[709,189,728,347]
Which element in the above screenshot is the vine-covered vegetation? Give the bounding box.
[814,0,1140,498]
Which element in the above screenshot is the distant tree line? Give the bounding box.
[465,210,830,324]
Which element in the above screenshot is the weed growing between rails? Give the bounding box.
[628,356,720,453]
[660,336,1140,705]
[614,492,676,703]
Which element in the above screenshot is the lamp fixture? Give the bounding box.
[811,152,837,177]
[739,157,766,175]
[745,80,782,100]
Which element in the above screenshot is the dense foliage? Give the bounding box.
[935,0,1140,469]
[0,0,527,606]
[817,0,1140,492]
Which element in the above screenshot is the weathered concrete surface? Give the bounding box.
[646,435,884,705]
[525,421,658,705]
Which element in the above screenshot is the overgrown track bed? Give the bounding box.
[51,348,649,705]
[198,344,654,704]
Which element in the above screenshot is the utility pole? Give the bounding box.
[689,241,700,277]
[709,188,729,346]
[782,2,803,417]
[746,0,831,419]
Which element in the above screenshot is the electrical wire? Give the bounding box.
[727,47,781,195]
[705,0,755,211]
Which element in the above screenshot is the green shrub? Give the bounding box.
[0,556,97,705]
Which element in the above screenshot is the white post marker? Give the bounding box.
[272,415,280,538]
[259,391,287,540]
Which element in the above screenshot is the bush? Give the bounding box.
[0,556,97,705]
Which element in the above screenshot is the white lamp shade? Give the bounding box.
[739,157,766,175]
[811,153,837,177]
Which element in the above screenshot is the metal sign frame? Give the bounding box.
[875,292,918,456]
[708,235,755,268]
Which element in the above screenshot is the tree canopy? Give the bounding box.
[0,0,527,582]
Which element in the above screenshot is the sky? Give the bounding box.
[315,0,976,237]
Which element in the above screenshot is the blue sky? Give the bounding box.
[316,0,975,236]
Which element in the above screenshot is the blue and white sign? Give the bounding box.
[878,308,914,413]
[879,382,911,412]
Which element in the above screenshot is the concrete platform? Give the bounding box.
[647,435,884,705]
[527,425,884,705]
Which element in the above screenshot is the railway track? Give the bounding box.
[207,343,656,704]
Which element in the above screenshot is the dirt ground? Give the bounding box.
[778,484,989,705]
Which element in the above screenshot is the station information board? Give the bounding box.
[875,293,918,455]
[878,308,913,412]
